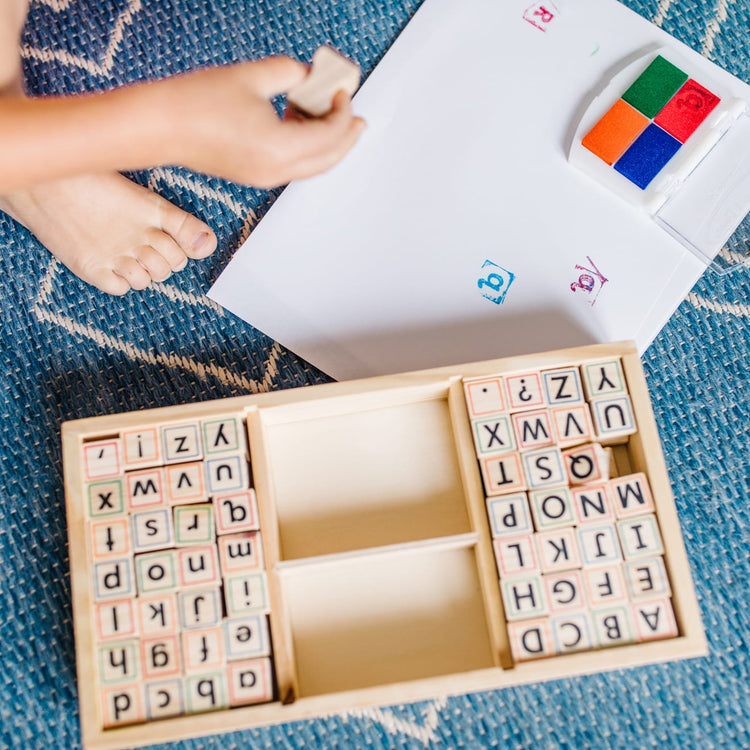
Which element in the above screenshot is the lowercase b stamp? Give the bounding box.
[478,260,516,305]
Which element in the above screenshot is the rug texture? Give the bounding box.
[1,1,749,748]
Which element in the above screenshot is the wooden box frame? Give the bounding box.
[61,342,707,749]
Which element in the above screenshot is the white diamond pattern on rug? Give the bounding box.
[344,697,448,746]
[22,0,143,78]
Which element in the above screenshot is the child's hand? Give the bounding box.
[157,56,366,187]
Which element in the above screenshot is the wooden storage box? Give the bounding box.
[61,342,706,749]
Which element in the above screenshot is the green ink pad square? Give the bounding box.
[621,55,688,118]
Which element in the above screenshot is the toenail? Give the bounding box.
[191,231,211,254]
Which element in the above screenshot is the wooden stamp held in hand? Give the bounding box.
[287,46,360,117]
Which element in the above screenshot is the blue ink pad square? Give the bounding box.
[613,123,681,189]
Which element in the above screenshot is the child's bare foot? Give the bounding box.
[0,171,217,295]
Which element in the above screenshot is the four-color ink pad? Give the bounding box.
[570,48,750,264]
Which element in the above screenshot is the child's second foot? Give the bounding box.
[0,172,218,295]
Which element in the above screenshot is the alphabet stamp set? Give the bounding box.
[465,357,676,661]
[82,416,273,730]
[62,342,706,749]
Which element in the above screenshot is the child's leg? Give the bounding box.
[0,0,27,93]
[0,1,218,295]
[0,174,218,294]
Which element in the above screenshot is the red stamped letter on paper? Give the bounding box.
[523,2,559,32]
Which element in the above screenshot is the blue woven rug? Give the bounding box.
[2,1,749,748]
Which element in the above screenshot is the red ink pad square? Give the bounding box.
[653,80,720,142]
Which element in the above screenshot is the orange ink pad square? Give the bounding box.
[582,99,649,166]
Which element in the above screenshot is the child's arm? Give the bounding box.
[0,56,365,192]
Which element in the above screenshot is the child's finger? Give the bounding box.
[321,89,356,127]
[241,56,309,99]
[281,91,362,160]
[284,116,366,181]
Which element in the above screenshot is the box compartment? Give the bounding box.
[255,389,471,560]
[280,543,494,696]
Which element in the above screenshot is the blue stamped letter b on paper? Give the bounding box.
[478,260,515,305]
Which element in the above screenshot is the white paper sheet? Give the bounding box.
[209,0,749,380]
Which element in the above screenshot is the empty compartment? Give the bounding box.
[282,545,494,696]
[258,394,471,560]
